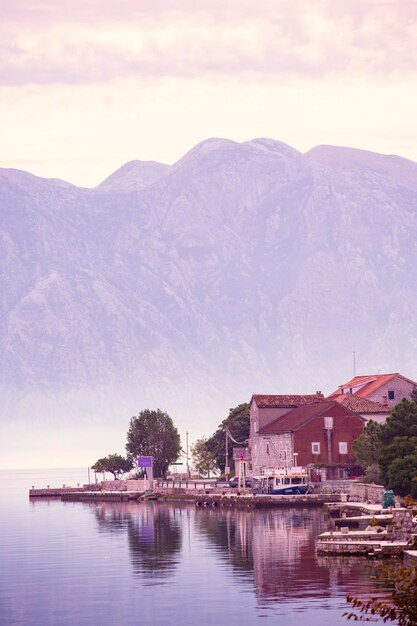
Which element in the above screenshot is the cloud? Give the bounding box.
[0,0,416,86]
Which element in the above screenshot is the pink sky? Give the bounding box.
[1,0,416,185]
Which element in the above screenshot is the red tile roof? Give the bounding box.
[333,394,390,413]
[258,401,363,434]
[251,393,324,408]
[326,373,412,400]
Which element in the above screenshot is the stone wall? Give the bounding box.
[101,480,127,491]
[251,433,293,475]
[349,482,385,504]
[101,479,147,491]
[125,479,147,491]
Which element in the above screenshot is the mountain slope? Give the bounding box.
[98,160,171,191]
[1,138,417,466]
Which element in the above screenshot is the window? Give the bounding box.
[339,442,348,454]
[388,390,395,400]
[324,416,333,429]
[311,442,320,454]
[266,443,270,455]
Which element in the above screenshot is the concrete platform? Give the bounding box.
[404,550,417,565]
[316,537,409,556]
[61,491,143,502]
[333,514,393,528]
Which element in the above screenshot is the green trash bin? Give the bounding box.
[382,489,395,508]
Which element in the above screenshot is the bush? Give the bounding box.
[345,563,417,625]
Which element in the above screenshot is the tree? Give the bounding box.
[352,419,382,467]
[204,403,249,473]
[191,437,218,477]
[379,436,417,487]
[363,463,382,485]
[346,563,417,626]
[386,453,417,499]
[91,454,133,480]
[379,398,417,446]
[350,402,417,495]
[126,409,181,477]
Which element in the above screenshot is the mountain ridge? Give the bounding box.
[1,137,417,467]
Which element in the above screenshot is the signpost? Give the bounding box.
[138,456,154,489]
[138,456,153,468]
[171,461,183,480]
[233,448,249,489]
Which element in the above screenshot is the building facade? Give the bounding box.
[327,373,417,409]
[249,396,364,479]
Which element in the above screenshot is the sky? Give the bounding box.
[1,0,417,187]
[1,0,417,470]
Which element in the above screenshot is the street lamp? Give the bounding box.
[186,430,190,477]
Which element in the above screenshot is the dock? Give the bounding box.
[317,536,409,557]
[332,513,393,528]
[29,485,343,507]
[316,507,417,557]
[61,491,144,502]
[191,492,341,508]
[324,501,384,517]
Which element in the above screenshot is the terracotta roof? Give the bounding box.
[333,394,390,413]
[251,393,324,409]
[258,401,363,434]
[326,373,409,400]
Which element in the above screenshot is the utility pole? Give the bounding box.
[186,431,190,477]
[225,428,230,480]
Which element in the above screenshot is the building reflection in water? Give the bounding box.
[89,501,379,607]
[193,506,379,609]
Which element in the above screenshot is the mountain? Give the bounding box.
[98,160,171,191]
[1,138,417,467]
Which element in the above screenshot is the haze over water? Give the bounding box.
[0,469,383,626]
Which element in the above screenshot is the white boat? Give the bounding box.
[252,467,309,495]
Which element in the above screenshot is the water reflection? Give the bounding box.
[3,470,386,626]
[195,507,379,607]
[194,507,327,602]
[88,501,378,608]
[93,502,182,580]
[317,555,380,599]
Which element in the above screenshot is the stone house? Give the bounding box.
[330,394,390,424]
[249,393,325,441]
[249,394,365,479]
[327,373,417,409]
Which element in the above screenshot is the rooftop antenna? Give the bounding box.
[353,351,357,377]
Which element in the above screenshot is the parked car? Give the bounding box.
[228,477,253,488]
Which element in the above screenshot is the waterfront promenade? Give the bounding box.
[28,478,363,508]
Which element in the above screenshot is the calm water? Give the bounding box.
[0,469,382,626]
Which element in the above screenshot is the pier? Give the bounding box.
[316,507,417,557]
[29,484,343,507]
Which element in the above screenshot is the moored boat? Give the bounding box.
[252,467,309,495]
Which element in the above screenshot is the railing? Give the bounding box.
[314,480,351,494]
[156,479,223,490]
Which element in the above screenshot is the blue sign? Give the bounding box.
[138,456,153,468]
